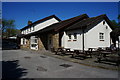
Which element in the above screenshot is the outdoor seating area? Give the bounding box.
[52,47,120,66]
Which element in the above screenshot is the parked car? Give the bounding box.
[2,40,19,50]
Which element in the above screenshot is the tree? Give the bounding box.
[111,20,119,28]
[2,19,20,38]
[111,14,120,29]
[118,14,120,26]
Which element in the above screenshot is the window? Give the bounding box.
[31,36,38,44]
[73,33,77,40]
[99,33,104,41]
[31,25,35,31]
[103,21,105,25]
[106,26,108,29]
[68,34,71,40]
[30,27,31,32]
[23,38,26,45]
[21,31,23,34]
[24,30,26,34]
[68,34,71,41]
[27,29,29,33]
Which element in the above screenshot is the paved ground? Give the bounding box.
[2,49,119,79]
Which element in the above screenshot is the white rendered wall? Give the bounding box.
[34,18,59,32]
[62,29,83,51]
[86,20,112,49]
[62,20,112,50]
[21,17,59,34]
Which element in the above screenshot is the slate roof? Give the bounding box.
[21,15,61,30]
[20,14,113,37]
[20,14,89,37]
[65,14,114,31]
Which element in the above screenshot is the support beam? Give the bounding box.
[82,29,85,52]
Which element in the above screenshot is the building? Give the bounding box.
[20,14,113,51]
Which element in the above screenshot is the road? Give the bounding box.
[2,49,118,79]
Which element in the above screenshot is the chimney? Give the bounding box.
[28,21,32,25]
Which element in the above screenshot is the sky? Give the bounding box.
[2,2,119,29]
[1,0,120,2]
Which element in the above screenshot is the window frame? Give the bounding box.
[99,32,104,41]
[73,33,77,41]
[68,34,72,41]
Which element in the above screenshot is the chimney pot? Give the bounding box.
[28,21,32,25]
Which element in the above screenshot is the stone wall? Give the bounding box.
[20,38,30,49]
[52,33,59,49]
[38,37,45,50]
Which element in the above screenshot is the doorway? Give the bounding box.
[48,34,53,50]
[30,36,38,50]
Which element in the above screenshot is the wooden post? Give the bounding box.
[82,29,85,52]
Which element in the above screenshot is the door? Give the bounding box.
[48,34,53,50]
[30,36,38,50]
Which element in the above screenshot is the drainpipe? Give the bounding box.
[82,29,85,52]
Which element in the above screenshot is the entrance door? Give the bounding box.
[48,34,53,50]
[30,36,38,50]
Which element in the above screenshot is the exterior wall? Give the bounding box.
[52,33,59,49]
[85,20,112,49]
[38,37,45,50]
[62,20,112,51]
[35,18,59,32]
[21,18,59,35]
[62,29,83,51]
[20,38,30,49]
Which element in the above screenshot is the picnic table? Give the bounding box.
[55,47,73,55]
[97,50,120,66]
[71,49,93,58]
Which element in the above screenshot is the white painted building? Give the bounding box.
[20,15,61,50]
[61,15,113,51]
[20,14,113,51]
[21,15,60,35]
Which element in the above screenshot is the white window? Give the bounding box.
[28,28,30,33]
[103,21,105,25]
[25,29,27,34]
[21,38,23,45]
[21,31,23,34]
[73,33,77,40]
[24,30,26,34]
[31,36,38,44]
[99,33,104,41]
[68,34,71,40]
[23,38,27,45]
[31,25,35,31]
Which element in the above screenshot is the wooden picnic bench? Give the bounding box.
[97,50,120,66]
[55,47,73,55]
[55,47,65,55]
[71,49,92,58]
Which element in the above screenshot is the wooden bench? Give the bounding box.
[71,50,92,58]
[97,50,120,66]
[55,47,73,55]
[55,47,65,55]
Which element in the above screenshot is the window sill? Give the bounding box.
[100,40,104,41]
[73,40,77,41]
[68,40,71,42]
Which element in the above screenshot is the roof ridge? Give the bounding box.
[21,14,61,30]
[55,14,89,31]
